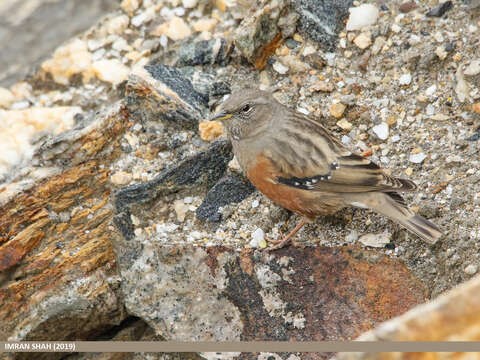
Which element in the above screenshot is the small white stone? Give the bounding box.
[252,199,260,208]
[346,4,379,31]
[359,233,391,248]
[183,196,193,204]
[353,33,372,49]
[425,85,437,96]
[426,104,435,116]
[91,59,130,85]
[409,152,427,164]
[346,230,359,243]
[391,24,401,33]
[249,228,266,248]
[465,60,480,76]
[464,264,478,275]
[182,0,198,8]
[435,45,447,60]
[434,31,444,43]
[273,61,289,74]
[398,73,412,85]
[341,135,351,145]
[337,119,353,131]
[391,134,400,142]
[372,122,389,140]
[0,87,15,108]
[111,171,132,185]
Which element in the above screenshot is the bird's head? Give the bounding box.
[210,89,275,141]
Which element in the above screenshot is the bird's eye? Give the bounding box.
[241,104,251,112]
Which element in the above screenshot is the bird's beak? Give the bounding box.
[209,112,232,121]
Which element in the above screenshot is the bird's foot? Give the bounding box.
[264,219,308,252]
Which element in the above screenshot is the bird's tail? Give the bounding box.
[346,192,442,244]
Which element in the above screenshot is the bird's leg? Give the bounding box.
[265,219,308,251]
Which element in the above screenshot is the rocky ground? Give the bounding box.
[1,0,480,359]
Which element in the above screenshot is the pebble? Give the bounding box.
[426,104,435,116]
[182,0,198,8]
[409,152,427,164]
[199,121,224,141]
[192,18,217,32]
[455,68,470,103]
[309,81,334,93]
[398,73,412,85]
[346,4,379,31]
[106,15,130,35]
[353,33,372,49]
[0,88,15,108]
[435,46,448,60]
[249,228,267,249]
[372,122,389,140]
[391,134,400,142]
[91,59,130,85]
[251,199,259,208]
[399,1,417,13]
[464,60,480,76]
[425,85,437,96]
[111,171,132,185]
[121,0,139,14]
[345,230,359,243]
[341,135,351,145]
[405,167,413,176]
[329,103,347,119]
[174,199,189,222]
[337,119,353,131]
[153,16,192,41]
[464,264,478,275]
[391,24,402,33]
[272,61,289,74]
[358,233,391,248]
[473,103,480,114]
[184,197,193,204]
[426,1,453,17]
[41,39,92,85]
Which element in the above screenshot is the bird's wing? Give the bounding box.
[264,110,416,193]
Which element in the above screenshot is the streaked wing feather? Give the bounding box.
[269,110,417,193]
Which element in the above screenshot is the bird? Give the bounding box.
[210,89,442,250]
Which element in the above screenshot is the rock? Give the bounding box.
[372,122,389,140]
[399,1,418,13]
[309,81,335,93]
[464,60,480,76]
[294,0,353,51]
[112,244,427,341]
[426,1,453,17]
[105,15,130,35]
[153,16,192,41]
[272,61,289,74]
[121,0,140,14]
[409,152,427,164]
[464,264,478,275]
[398,73,412,85]
[126,64,209,130]
[335,275,480,357]
[337,119,353,131]
[175,38,233,67]
[0,107,81,177]
[473,103,480,114]
[195,175,255,222]
[249,228,266,248]
[182,0,198,8]
[330,103,347,119]
[91,59,130,85]
[346,4,379,31]
[111,171,133,186]
[0,103,129,344]
[115,139,233,219]
[199,121,225,142]
[0,87,15,108]
[358,233,391,248]
[353,33,372,49]
[233,0,289,70]
[455,67,470,103]
[391,24,402,33]
[435,45,448,60]
[192,18,218,32]
[41,38,93,85]
[466,125,480,142]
